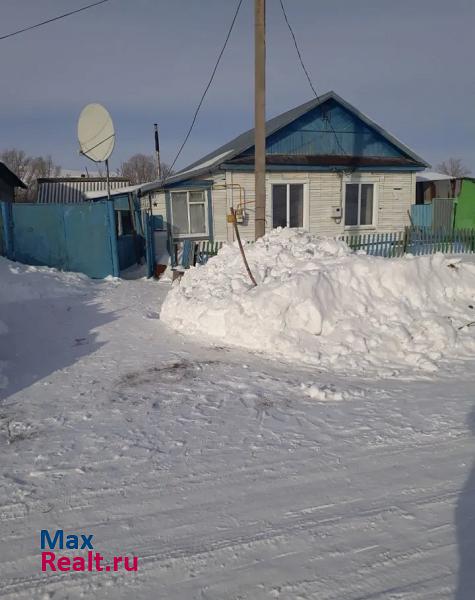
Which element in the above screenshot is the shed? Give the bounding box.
[0,162,27,202]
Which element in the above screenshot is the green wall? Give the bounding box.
[455,180,475,229]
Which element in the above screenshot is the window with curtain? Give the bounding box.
[272,183,304,228]
[171,190,207,236]
[344,183,374,226]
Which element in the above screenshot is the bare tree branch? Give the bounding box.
[118,154,173,185]
[0,148,60,201]
[436,157,471,178]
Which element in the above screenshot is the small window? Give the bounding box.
[171,190,207,236]
[344,182,375,227]
[115,210,134,236]
[272,183,304,228]
[121,211,134,235]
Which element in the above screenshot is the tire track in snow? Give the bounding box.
[0,483,462,597]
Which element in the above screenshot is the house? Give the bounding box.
[139,91,429,244]
[37,176,130,204]
[0,162,27,202]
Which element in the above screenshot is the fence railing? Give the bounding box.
[340,228,475,257]
[172,240,223,268]
[172,227,475,270]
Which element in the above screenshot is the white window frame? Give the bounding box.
[170,190,208,238]
[343,178,378,230]
[268,180,309,230]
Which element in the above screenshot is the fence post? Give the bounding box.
[106,200,120,277]
[0,201,14,260]
[402,226,409,255]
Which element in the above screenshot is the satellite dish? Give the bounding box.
[77,103,115,162]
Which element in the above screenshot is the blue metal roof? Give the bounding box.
[140,91,429,193]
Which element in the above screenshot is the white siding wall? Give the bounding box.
[150,170,416,242]
[219,170,415,241]
[148,191,167,218]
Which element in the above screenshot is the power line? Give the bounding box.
[278,0,348,157]
[0,0,112,42]
[165,0,245,180]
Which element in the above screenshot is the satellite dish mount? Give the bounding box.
[77,103,116,199]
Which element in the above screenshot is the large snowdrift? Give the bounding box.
[161,229,475,374]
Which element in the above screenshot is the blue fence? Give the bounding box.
[0,201,119,278]
[341,228,475,257]
[411,204,432,228]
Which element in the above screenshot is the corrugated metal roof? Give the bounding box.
[37,177,130,203]
[140,91,429,193]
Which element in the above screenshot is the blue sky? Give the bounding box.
[1,0,474,173]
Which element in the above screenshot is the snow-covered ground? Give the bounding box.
[1,252,475,599]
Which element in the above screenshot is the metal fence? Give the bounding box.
[0,201,119,278]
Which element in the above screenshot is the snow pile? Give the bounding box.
[161,229,475,374]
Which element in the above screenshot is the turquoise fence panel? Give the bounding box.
[411,204,432,228]
[11,203,68,268]
[0,202,13,258]
[63,201,118,278]
[4,201,118,278]
[0,207,4,256]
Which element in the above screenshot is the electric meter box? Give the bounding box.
[331,206,342,218]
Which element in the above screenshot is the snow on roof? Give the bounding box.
[172,149,235,179]
[416,171,453,182]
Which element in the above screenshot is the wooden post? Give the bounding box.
[254,0,266,240]
[230,208,257,287]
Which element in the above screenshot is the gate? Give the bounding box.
[0,201,119,279]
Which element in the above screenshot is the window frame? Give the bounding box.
[269,181,309,230]
[170,189,208,238]
[343,179,378,230]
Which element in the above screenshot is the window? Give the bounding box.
[272,183,304,228]
[344,182,374,227]
[115,210,134,236]
[171,190,207,236]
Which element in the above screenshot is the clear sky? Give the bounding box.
[1,0,474,174]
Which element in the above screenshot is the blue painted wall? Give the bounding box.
[0,207,4,255]
[2,201,118,278]
[240,99,407,159]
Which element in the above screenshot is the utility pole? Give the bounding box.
[154,123,161,180]
[254,0,266,240]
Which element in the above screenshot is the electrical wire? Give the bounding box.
[165,0,244,180]
[0,0,112,42]
[278,0,348,157]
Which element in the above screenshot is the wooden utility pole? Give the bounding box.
[254,0,266,240]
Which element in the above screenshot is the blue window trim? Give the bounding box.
[164,179,213,190]
[166,186,213,242]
